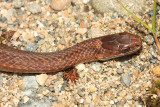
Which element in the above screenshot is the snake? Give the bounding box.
[0,32,142,79]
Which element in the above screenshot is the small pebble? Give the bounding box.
[116,69,124,74]
[50,96,58,102]
[91,0,146,15]
[79,98,84,103]
[25,43,38,51]
[76,28,87,35]
[149,56,157,63]
[61,82,68,91]
[36,74,48,86]
[120,73,131,87]
[89,84,97,92]
[118,91,127,97]
[0,17,7,22]
[134,62,139,67]
[109,100,114,105]
[4,3,12,9]
[151,65,160,76]
[23,96,29,103]
[91,63,102,72]
[48,88,55,92]
[51,0,71,11]
[22,76,38,89]
[144,35,154,45]
[83,0,90,4]
[27,3,42,14]
[76,63,86,71]
[21,90,34,97]
[35,36,41,42]
[78,88,85,97]
[13,0,24,8]
[126,95,132,100]
[118,99,126,105]
[148,10,153,16]
[0,76,3,86]
[17,9,24,15]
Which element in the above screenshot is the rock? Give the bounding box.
[61,82,68,91]
[50,96,58,102]
[126,95,132,100]
[118,91,127,97]
[51,0,71,11]
[117,99,126,106]
[158,0,160,5]
[134,62,139,67]
[4,3,12,10]
[17,9,24,15]
[109,100,114,105]
[120,73,131,87]
[23,96,29,103]
[76,28,87,35]
[0,76,3,86]
[0,22,7,27]
[91,0,146,15]
[11,31,20,40]
[91,63,102,72]
[76,98,84,104]
[78,88,85,97]
[89,28,104,38]
[24,43,38,51]
[151,65,160,76]
[0,17,7,22]
[149,56,157,63]
[116,69,124,74]
[89,84,97,92]
[22,76,38,89]
[83,0,90,4]
[13,0,24,8]
[35,36,41,42]
[144,35,154,45]
[76,63,86,71]
[18,96,51,107]
[148,10,153,16]
[3,8,17,21]
[27,3,42,14]
[36,74,48,86]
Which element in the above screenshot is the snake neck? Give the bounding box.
[0,39,100,73]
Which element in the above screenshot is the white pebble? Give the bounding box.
[23,96,29,103]
[76,28,87,35]
[91,63,102,72]
[80,98,84,103]
[89,84,97,92]
[110,100,114,105]
[36,74,48,86]
[51,0,71,11]
[76,63,86,71]
[34,31,38,36]
[83,0,90,4]
[13,98,19,104]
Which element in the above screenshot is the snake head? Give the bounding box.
[96,32,142,61]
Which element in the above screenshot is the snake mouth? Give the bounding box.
[99,46,142,61]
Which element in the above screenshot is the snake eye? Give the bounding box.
[122,48,130,53]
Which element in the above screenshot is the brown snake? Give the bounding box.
[0,32,142,76]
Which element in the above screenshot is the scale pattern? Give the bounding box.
[0,32,142,73]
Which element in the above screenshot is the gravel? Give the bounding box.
[0,0,158,106]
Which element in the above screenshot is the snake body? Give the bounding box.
[0,32,142,74]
